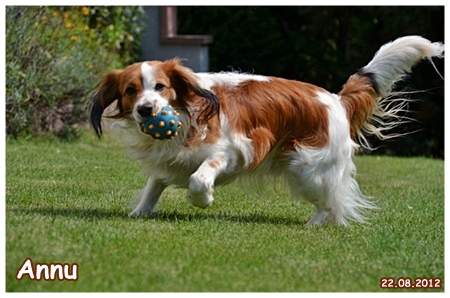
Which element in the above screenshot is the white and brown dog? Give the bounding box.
[90,36,443,226]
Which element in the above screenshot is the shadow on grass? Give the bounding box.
[9,206,307,226]
[157,210,307,226]
[9,206,127,220]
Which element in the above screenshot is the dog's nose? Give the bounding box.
[137,103,153,118]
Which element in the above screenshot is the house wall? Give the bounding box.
[140,6,211,72]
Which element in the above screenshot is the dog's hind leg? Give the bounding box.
[286,169,334,226]
[286,147,375,226]
[129,177,166,217]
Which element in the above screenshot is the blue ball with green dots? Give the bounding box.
[140,106,182,140]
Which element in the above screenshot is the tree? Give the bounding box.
[178,6,444,157]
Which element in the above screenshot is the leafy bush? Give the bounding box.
[6,6,145,140]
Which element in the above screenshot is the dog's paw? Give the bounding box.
[188,172,215,208]
[128,208,160,218]
[305,209,331,226]
[187,191,214,209]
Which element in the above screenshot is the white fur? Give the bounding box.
[197,72,270,90]
[356,36,444,148]
[364,35,444,97]
[121,84,259,218]
[107,36,443,226]
[132,63,169,122]
[125,89,372,226]
[286,92,375,226]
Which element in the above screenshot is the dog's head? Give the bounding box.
[90,58,219,138]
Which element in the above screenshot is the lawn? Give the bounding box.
[5,132,444,292]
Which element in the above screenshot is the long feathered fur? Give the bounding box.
[339,35,444,149]
[90,36,444,226]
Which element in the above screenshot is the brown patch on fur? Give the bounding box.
[214,78,330,169]
[338,74,377,139]
[94,63,144,120]
[157,59,220,125]
[116,64,145,115]
[156,59,222,147]
[90,67,135,136]
[183,112,222,146]
[208,160,221,169]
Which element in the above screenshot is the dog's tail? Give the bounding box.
[338,35,444,149]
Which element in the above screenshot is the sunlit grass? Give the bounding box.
[6,132,444,292]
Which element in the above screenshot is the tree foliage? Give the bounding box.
[178,6,444,157]
[5,6,144,140]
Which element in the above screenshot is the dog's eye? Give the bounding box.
[125,87,136,96]
[155,83,165,91]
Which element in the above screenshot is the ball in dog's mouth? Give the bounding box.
[140,106,182,140]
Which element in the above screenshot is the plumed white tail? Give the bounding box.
[362,35,444,97]
[340,36,444,149]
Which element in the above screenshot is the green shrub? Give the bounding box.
[6,6,145,140]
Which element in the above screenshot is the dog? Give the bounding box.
[90,36,444,226]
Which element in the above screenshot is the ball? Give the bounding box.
[140,106,182,140]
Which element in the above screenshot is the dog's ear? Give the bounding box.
[90,70,123,138]
[164,59,220,125]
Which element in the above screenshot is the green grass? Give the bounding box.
[6,132,444,292]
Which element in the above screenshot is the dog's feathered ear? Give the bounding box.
[90,70,123,138]
[164,59,220,125]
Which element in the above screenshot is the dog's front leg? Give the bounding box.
[188,153,229,208]
[129,177,166,217]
